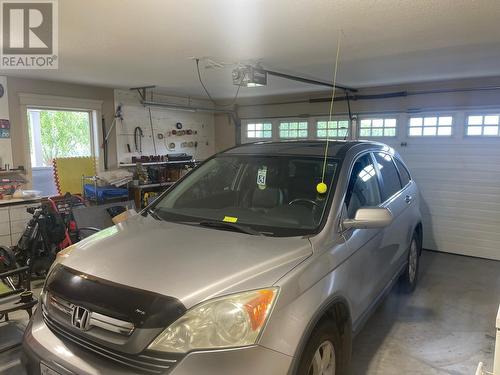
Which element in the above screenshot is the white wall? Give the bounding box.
[114,90,215,164]
[0,76,12,167]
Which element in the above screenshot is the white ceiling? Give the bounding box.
[3,0,500,99]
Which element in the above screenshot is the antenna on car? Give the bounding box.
[317,30,343,195]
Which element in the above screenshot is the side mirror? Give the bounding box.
[343,207,393,230]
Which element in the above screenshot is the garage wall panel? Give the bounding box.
[114,90,215,164]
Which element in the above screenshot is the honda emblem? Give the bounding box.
[71,305,91,331]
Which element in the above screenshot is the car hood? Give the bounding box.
[60,214,312,308]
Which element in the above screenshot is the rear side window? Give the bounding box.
[345,154,381,218]
[394,158,411,187]
[374,152,402,201]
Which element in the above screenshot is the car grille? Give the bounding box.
[47,293,135,337]
[42,306,180,374]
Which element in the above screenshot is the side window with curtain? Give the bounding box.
[345,154,382,219]
[374,152,402,201]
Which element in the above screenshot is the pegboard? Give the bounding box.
[114,90,215,165]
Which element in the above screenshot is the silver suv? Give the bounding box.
[22,141,422,375]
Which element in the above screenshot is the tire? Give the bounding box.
[297,319,347,375]
[399,233,421,293]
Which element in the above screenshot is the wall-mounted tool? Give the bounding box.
[176,122,183,129]
[102,104,124,170]
[134,126,144,153]
[157,133,164,140]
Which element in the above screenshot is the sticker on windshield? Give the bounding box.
[223,216,238,223]
[257,166,267,190]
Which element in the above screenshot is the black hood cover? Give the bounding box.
[46,265,187,329]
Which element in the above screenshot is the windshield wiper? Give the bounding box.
[198,220,261,236]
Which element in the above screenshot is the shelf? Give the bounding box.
[119,160,195,167]
[0,169,25,175]
[131,182,175,189]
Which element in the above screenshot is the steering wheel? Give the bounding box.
[288,198,320,208]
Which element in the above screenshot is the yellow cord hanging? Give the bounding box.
[317,30,343,195]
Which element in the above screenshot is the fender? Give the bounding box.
[287,294,352,375]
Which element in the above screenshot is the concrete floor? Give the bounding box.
[2,251,499,374]
[350,250,500,375]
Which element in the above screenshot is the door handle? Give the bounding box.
[404,195,413,204]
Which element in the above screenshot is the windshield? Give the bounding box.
[152,154,338,236]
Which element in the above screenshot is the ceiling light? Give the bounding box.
[232,65,267,87]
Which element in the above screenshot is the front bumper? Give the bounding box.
[22,307,293,375]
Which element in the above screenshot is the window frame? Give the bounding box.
[393,157,412,189]
[373,152,404,203]
[357,117,397,138]
[278,120,309,139]
[464,112,500,137]
[245,121,273,140]
[315,118,350,139]
[407,114,454,137]
[342,151,383,219]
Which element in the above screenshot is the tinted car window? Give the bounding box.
[395,158,411,187]
[345,154,381,218]
[374,152,402,201]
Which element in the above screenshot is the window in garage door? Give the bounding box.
[359,118,397,137]
[279,121,308,139]
[466,114,500,136]
[374,153,401,201]
[408,115,453,136]
[246,123,272,139]
[316,120,349,138]
[27,108,93,196]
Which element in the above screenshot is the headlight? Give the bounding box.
[148,287,279,353]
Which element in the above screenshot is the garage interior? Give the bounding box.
[1,1,500,374]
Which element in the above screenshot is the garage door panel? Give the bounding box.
[419,190,500,205]
[425,239,500,260]
[422,197,500,213]
[422,207,500,229]
[423,221,500,244]
[422,207,500,228]
[411,171,500,184]
[423,215,500,233]
[404,155,500,166]
[394,138,500,259]
[415,183,500,195]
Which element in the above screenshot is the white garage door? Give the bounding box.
[392,120,500,260]
[241,111,500,260]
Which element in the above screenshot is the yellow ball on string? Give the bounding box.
[316,182,328,194]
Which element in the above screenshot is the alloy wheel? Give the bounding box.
[308,340,335,375]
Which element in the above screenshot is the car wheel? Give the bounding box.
[297,319,347,375]
[399,234,420,293]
